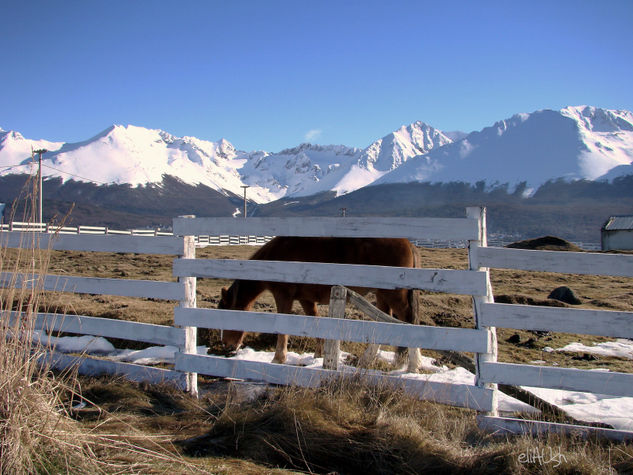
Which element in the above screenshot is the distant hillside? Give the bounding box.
[256,175,633,243]
[3,173,631,242]
[0,174,244,228]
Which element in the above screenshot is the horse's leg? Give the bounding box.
[299,300,322,357]
[358,298,392,368]
[272,294,293,364]
[378,290,422,373]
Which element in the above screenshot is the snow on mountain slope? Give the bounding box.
[327,121,454,195]
[328,121,452,195]
[376,106,633,189]
[0,124,275,202]
[0,128,63,172]
[239,143,363,199]
[360,121,452,171]
[241,122,452,198]
[561,106,633,179]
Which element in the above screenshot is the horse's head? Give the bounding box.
[219,284,246,354]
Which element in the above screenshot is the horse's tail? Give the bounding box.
[408,241,421,325]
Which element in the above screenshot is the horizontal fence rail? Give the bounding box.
[173,216,480,241]
[480,303,633,339]
[173,259,488,296]
[175,307,490,354]
[41,352,187,388]
[174,352,494,411]
[477,416,633,442]
[1,231,185,255]
[1,272,184,300]
[10,312,185,347]
[479,362,633,398]
[476,247,633,277]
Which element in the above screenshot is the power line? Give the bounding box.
[40,164,112,185]
[0,163,35,171]
[1,162,113,186]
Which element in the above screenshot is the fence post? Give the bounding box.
[177,216,198,397]
[323,285,347,370]
[466,206,498,416]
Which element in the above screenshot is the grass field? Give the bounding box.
[3,243,633,473]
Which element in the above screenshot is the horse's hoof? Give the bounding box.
[271,357,286,364]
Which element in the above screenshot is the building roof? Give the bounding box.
[603,216,633,231]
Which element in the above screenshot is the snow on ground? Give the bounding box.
[36,332,633,431]
[554,339,633,359]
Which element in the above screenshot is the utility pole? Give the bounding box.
[240,185,250,218]
[33,149,47,224]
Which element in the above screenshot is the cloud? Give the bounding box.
[304,129,322,142]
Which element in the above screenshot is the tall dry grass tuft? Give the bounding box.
[0,176,96,472]
[0,178,202,473]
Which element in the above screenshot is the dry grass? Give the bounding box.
[0,192,210,473]
[75,375,632,474]
[0,189,100,473]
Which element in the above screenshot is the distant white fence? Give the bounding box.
[0,221,272,246]
[2,210,632,440]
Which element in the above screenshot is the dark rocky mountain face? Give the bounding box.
[1,174,244,228]
[3,173,632,244]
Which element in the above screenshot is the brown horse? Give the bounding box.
[219,236,422,371]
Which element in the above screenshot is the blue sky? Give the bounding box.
[3,0,632,152]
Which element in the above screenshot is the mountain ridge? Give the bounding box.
[2,105,633,205]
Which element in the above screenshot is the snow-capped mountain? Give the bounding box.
[0,124,275,202]
[2,106,632,205]
[339,121,453,194]
[376,106,633,190]
[360,121,452,171]
[239,122,451,198]
[239,143,362,200]
[0,128,63,169]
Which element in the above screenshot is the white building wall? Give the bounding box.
[602,230,633,251]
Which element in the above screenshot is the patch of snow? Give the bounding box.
[111,345,208,365]
[556,339,633,359]
[32,330,115,355]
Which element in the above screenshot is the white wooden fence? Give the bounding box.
[171,212,495,411]
[473,244,633,440]
[0,230,197,393]
[2,209,633,439]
